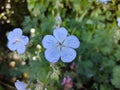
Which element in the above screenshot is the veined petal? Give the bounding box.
[16,43,26,54]
[61,47,76,63]
[7,28,23,42]
[45,47,60,63]
[42,35,58,49]
[21,35,29,45]
[15,80,26,90]
[7,31,15,41]
[53,27,68,43]
[13,28,22,37]
[7,41,17,51]
[63,35,80,49]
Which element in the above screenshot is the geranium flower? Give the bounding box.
[117,18,120,27]
[15,80,27,90]
[7,28,29,54]
[62,76,73,90]
[42,27,80,63]
[96,0,110,4]
[62,75,72,85]
[70,62,76,71]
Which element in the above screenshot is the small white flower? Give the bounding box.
[15,80,27,90]
[96,0,110,4]
[42,27,80,63]
[117,18,120,27]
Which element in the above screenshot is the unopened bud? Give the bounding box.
[9,61,15,68]
[32,56,37,60]
[30,28,35,33]
[36,44,41,49]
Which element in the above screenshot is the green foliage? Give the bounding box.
[19,60,50,82]
[1,0,120,90]
[21,0,120,89]
[112,66,120,89]
[0,85,4,90]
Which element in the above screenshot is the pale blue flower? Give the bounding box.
[7,28,29,54]
[117,18,120,27]
[96,0,110,4]
[42,27,80,63]
[15,80,27,90]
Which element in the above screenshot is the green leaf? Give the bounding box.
[0,85,4,90]
[112,66,120,88]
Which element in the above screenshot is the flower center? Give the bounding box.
[13,38,21,44]
[56,41,64,50]
[59,42,62,46]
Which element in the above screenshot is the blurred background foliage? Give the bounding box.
[1,0,120,90]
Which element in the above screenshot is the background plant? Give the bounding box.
[0,0,120,90]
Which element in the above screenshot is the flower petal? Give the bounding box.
[42,35,58,49]
[53,27,68,43]
[21,35,29,45]
[13,28,22,36]
[61,47,76,63]
[62,77,67,85]
[63,35,80,49]
[117,18,120,27]
[7,28,23,42]
[45,47,60,63]
[7,41,17,51]
[16,43,26,54]
[15,80,26,90]
[7,31,15,41]
[97,0,109,4]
